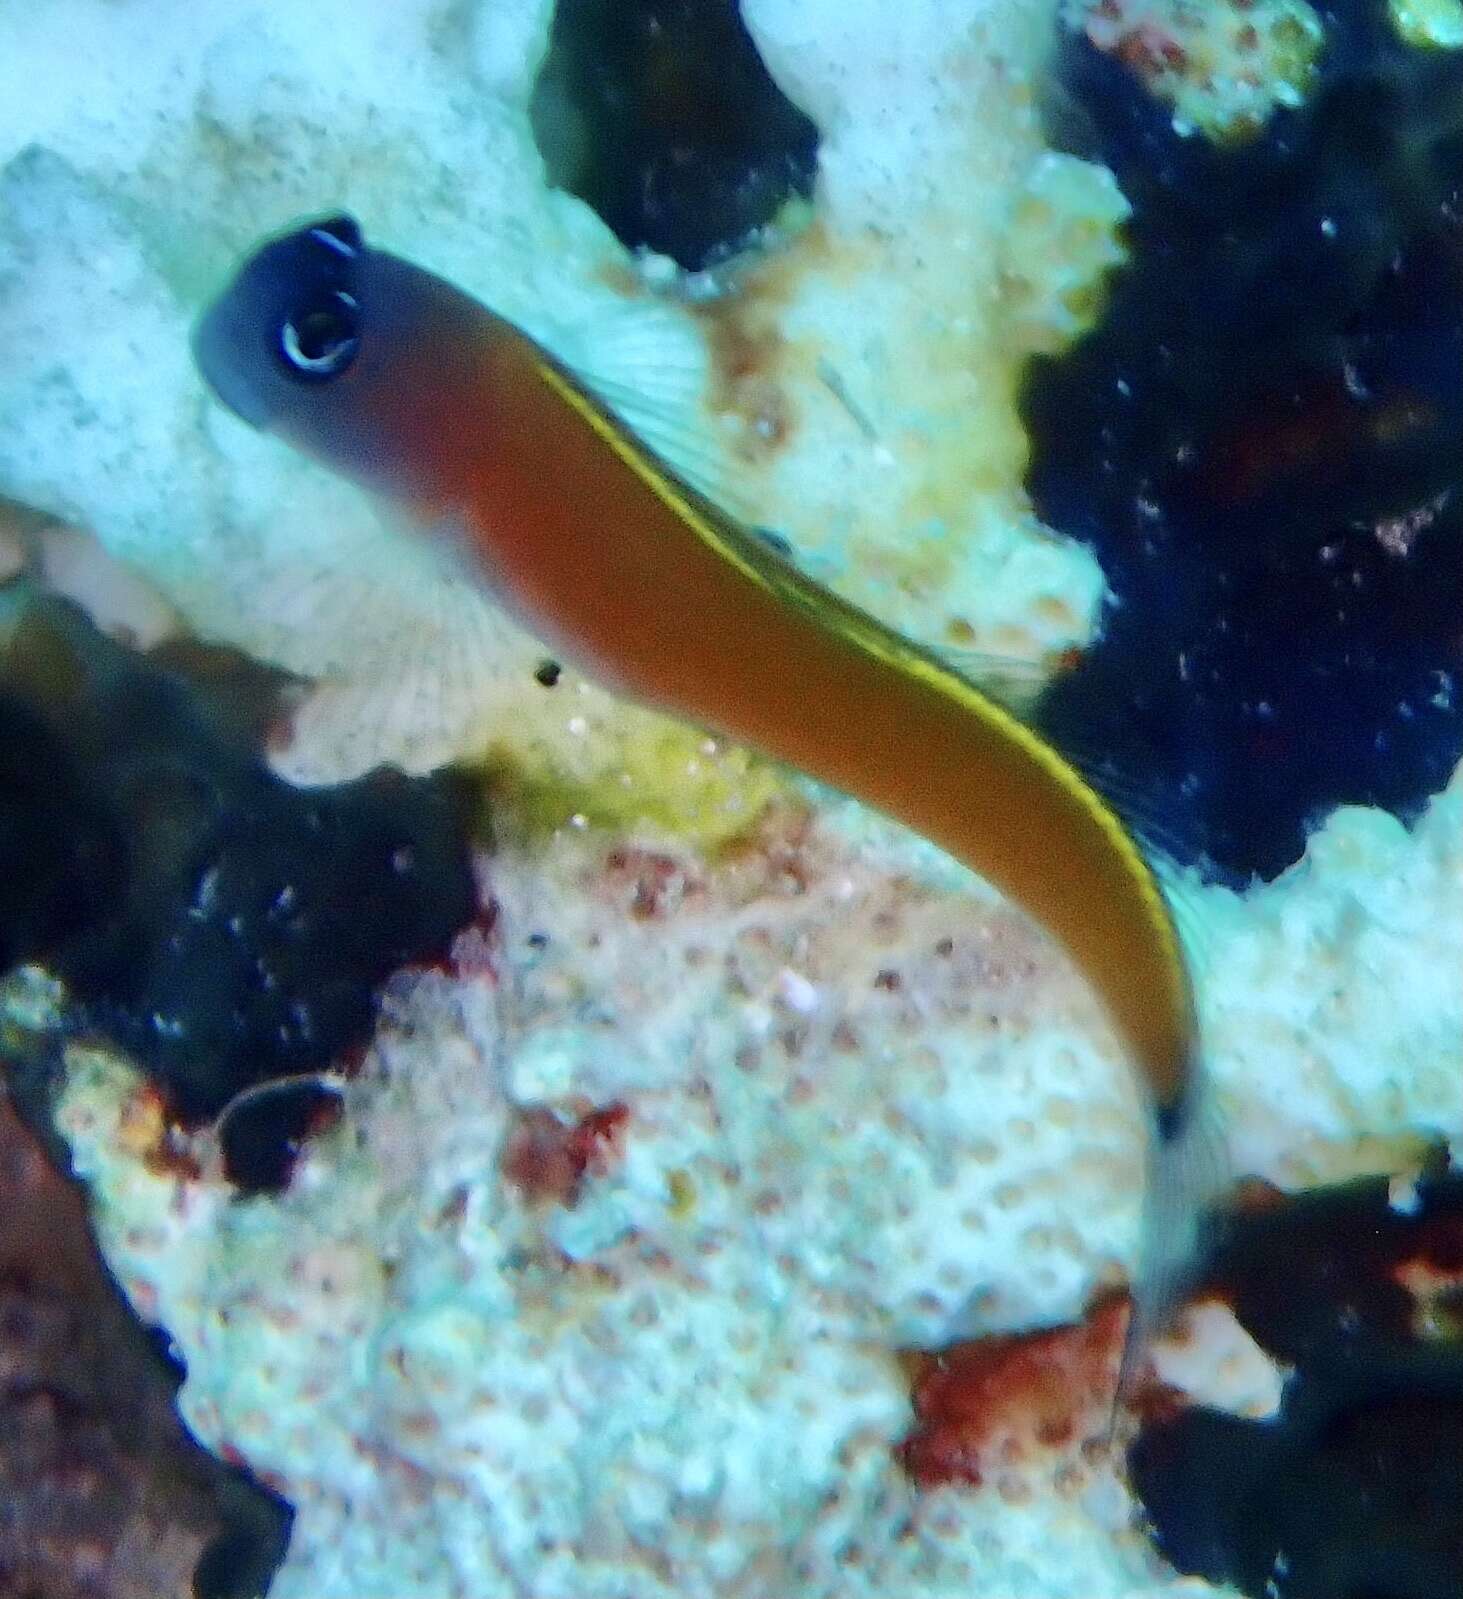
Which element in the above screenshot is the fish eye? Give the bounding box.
[279,290,360,379]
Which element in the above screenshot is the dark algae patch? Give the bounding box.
[1023,1,1463,882]
[529,0,818,270]
[1131,1166,1463,1598]
[0,592,477,1122]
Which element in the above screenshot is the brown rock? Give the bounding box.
[0,1089,290,1599]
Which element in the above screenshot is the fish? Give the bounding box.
[194,213,1222,1375]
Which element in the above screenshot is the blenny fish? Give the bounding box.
[194,214,1221,1370]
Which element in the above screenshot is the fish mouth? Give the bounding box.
[191,296,277,430]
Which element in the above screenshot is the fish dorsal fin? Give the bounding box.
[546,299,762,525]
[933,647,1053,723]
[937,643,1219,973]
[1052,748,1218,984]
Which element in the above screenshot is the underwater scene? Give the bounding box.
[2,0,1462,1595]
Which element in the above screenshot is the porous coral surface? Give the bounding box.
[57,812,1158,1598]
[57,759,1463,1597]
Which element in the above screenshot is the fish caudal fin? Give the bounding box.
[1118,1082,1229,1405]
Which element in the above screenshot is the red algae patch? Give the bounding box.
[501,1100,631,1208]
[1070,0,1324,139]
[598,844,708,921]
[897,1293,1127,1491]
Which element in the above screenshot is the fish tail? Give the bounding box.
[1116,1075,1228,1406]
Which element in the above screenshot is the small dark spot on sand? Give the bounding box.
[219,1079,345,1195]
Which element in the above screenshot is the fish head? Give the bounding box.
[193,215,497,509]
[193,215,368,429]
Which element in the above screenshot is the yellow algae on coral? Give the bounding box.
[479,686,785,849]
[1067,0,1325,142]
[1390,0,1463,47]
[666,1168,697,1216]
[998,153,1132,357]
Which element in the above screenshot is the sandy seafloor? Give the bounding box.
[1,1,1461,1595]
